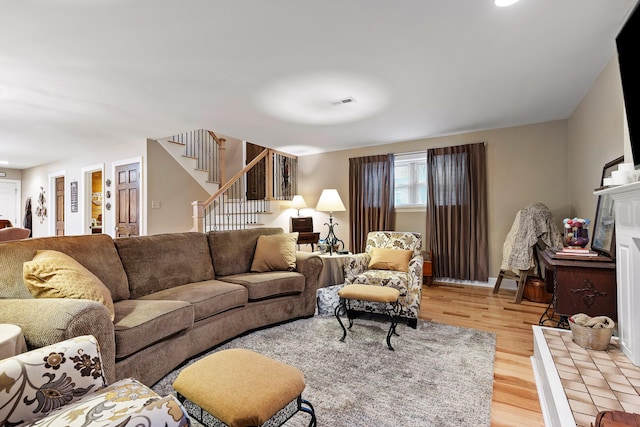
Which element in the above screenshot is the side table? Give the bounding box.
[538,249,616,328]
[0,324,27,360]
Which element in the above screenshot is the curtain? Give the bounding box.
[426,143,488,281]
[349,154,395,253]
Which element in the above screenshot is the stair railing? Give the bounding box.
[169,129,225,184]
[192,149,298,232]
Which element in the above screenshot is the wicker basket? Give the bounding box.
[569,317,614,350]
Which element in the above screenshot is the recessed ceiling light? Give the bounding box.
[0,161,9,165]
[495,0,520,6]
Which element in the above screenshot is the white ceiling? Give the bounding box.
[1,0,638,170]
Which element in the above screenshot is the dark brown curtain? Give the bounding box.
[426,143,488,281]
[349,154,395,253]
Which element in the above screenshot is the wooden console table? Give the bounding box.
[539,249,616,327]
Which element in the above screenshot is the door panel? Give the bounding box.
[55,177,65,236]
[115,163,140,237]
[246,142,266,200]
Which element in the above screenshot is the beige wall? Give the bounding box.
[146,140,210,235]
[568,55,629,221]
[297,121,570,278]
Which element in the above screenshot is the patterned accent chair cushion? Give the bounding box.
[343,231,423,323]
[0,335,190,427]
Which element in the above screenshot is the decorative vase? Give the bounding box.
[564,227,589,248]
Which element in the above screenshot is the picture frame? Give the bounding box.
[591,155,624,259]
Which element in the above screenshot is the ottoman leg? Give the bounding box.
[299,397,317,427]
[335,298,348,342]
[386,301,401,351]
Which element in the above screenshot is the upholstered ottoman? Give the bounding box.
[172,348,316,427]
[336,284,401,350]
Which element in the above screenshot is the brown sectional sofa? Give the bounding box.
[0,228,322,386]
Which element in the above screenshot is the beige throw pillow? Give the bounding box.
[250,233,299,272]
[23,250,115,321]
[368,247,413,272]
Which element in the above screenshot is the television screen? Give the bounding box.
[617,4,640,168]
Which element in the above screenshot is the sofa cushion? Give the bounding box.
[138,280,248,321]
[23,250,115,320]
[250,232,298,272]
[115,232,215,299]
[220,272,305,301]
[113,299,194,359]
[0,234,130,301]
[208,228,283,277]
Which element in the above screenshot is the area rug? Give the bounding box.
[152,316,496,426]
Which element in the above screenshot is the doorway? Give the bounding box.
[82,165,104,235]
[0,180,20,227]
[55,176,65,236]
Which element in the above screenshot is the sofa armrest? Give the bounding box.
[0,298,116,384]
[343,253,371,283]
[408,254,424,290]
[295,252,323,315]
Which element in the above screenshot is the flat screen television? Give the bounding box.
[616,3,640,168]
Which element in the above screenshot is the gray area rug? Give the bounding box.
[152,316,496,426]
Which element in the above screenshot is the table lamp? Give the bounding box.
[290,195,308,216]
[315,189,346,255]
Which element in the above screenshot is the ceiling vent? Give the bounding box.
[330,97,356,106]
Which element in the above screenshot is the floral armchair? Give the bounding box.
[0,335,190,427]
[343,231,423,328]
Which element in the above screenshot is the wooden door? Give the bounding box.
[246,142,266,200]
[55,176,65,236]
[115,163,140,237]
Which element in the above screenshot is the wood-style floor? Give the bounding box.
[419,282,547,427]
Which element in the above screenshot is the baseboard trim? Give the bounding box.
[432,276,518,290]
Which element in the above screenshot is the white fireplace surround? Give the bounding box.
[597,180,640,367]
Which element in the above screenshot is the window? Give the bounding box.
[394,152,427,207]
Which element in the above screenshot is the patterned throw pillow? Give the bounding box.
[23,250,115,320]
[250,233,299,272]
[368,247,413,272]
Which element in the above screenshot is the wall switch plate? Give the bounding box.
[151,201,161,209]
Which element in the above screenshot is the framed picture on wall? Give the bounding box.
[591,155,624,259]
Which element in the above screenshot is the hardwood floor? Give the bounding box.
[419,282,547,426]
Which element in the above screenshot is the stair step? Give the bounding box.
[182,155,198,160]
[168,140,186,145]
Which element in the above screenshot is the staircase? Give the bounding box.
[192,148,298,232]
[156,129,224,194]
[155,128,298,232]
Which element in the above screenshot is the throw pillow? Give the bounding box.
[250,232,299,272]
[23,249,115,321]
[368,247,413,272]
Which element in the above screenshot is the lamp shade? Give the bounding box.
[315,189,346,213]
[290,195,307,210]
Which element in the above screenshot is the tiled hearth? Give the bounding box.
[532,326,640,427]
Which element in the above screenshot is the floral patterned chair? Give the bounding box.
[0,335,190,427]
[343,231,423,328]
